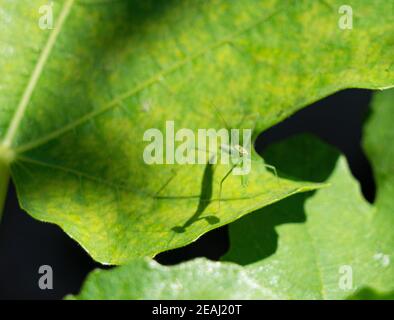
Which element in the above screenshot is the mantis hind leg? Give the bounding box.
[154,169,178,197]
[218,163,238,211]
[241,174,249,187]
[263,163,277,177]
[262,162,280,185]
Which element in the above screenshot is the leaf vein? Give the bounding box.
[14,4,287,154]
[2,0,75,148]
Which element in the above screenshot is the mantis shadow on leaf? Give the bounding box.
[172,162,219,233]
[170,104,253,233]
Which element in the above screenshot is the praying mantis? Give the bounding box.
[195,106,278,211]
[216,142,278,209]
[162,106,279,233]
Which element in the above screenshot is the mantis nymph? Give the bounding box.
[217,142,278,208]
[196,107,278,211]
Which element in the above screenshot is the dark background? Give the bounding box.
[0,89,375,299]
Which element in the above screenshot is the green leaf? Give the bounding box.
[70,257,394,300]
[223,89,394,299]
[0,0,393,263]
[67,258,275,300]
[70,89,394,300]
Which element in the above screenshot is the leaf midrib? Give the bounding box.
[2,0,75,149]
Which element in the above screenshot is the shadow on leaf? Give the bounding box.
[172,162,220,233]
[224,133,339,265]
